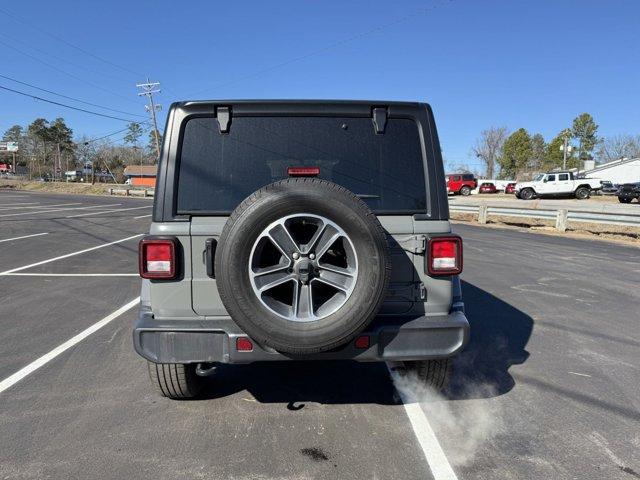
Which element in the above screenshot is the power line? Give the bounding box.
[0,31,136,85]
[0,74,147,118]
[185,0,452,97]
[0,38,141,106]
[0,84,149,123]
[81,127,131,144]
[0,7,144,78]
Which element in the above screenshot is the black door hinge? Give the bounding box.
[372,107,387,134]
[397,235,427,254]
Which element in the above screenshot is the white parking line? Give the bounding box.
[388,365,459,480]
[0,203,121,218]
[2,202,80,211]
[401,402,459,480]
[0,233,143,275]
[0,297,140,394]
[2,273,138,277]
[2,202,40,207]
[0,232,49,243]
[66,205,152,218]
[134,214,152,219]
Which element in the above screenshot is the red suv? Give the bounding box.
[446,173,477,196]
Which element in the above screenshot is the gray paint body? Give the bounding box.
[134,100,468,364]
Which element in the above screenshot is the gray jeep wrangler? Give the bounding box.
[134,100,469,399]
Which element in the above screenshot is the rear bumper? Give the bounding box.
[133,307,469,364]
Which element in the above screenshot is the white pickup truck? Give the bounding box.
[515,172,601,200]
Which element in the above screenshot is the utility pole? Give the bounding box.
[560,133,573,170]
[136,78,162,159]
[56,143,62,181]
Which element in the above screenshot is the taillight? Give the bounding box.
[139,238,177,279]
[427,236,463,276]
[288,166,320,177]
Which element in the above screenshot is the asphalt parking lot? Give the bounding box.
[0,190,638,480]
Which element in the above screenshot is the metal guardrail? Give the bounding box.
[450,203,640,229]
[108,188,154,197]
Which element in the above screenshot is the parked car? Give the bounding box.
[617,182,640,203]
[135,100,469,399]
[446,173,477,196]
[600,181,619,195]
[514,172,601,200]
[504,182,516,194]
[478,182,497,193]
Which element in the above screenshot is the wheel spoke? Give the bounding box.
[315,266,355,292]
[252,262,290,277]
[312,224,341,258]
[253,268,294,292]
[300,220,326,254]
[295,283,314,319]
[267,223,300,256]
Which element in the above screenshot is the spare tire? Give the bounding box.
[215,178,390,355]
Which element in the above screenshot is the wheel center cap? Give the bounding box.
[294,258,313,284]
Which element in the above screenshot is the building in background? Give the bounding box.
[124,165,157,187]
[582,157,640,184]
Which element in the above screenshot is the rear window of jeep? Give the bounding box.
[175,116,427,214]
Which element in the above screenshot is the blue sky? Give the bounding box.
[1,0,638,168]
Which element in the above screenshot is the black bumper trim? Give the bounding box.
[133,307,469,364]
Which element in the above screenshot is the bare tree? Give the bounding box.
[596,134,640,163]
[472,127,508,178]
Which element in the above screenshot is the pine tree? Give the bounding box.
[545,129,577,170]
[530,133,546,171]
[497,128,532,178]
[571,113,598,161]
[124,123,143,146]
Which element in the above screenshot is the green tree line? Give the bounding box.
[2,119,162,182]
[472,112,623,179]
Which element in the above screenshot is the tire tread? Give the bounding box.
[147,362,201,399]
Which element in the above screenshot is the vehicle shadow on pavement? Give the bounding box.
[446,281,533,400]
[199,360,398,406]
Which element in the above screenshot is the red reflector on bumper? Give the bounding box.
[236,337,254,352]
[355,335,370,349]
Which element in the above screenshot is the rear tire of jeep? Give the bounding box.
[520,188,535,200]
[402,359,452,391]
[215,178,390,355]
[147,362,202,399]
[460,186,471,196]
[575,187,590,200]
